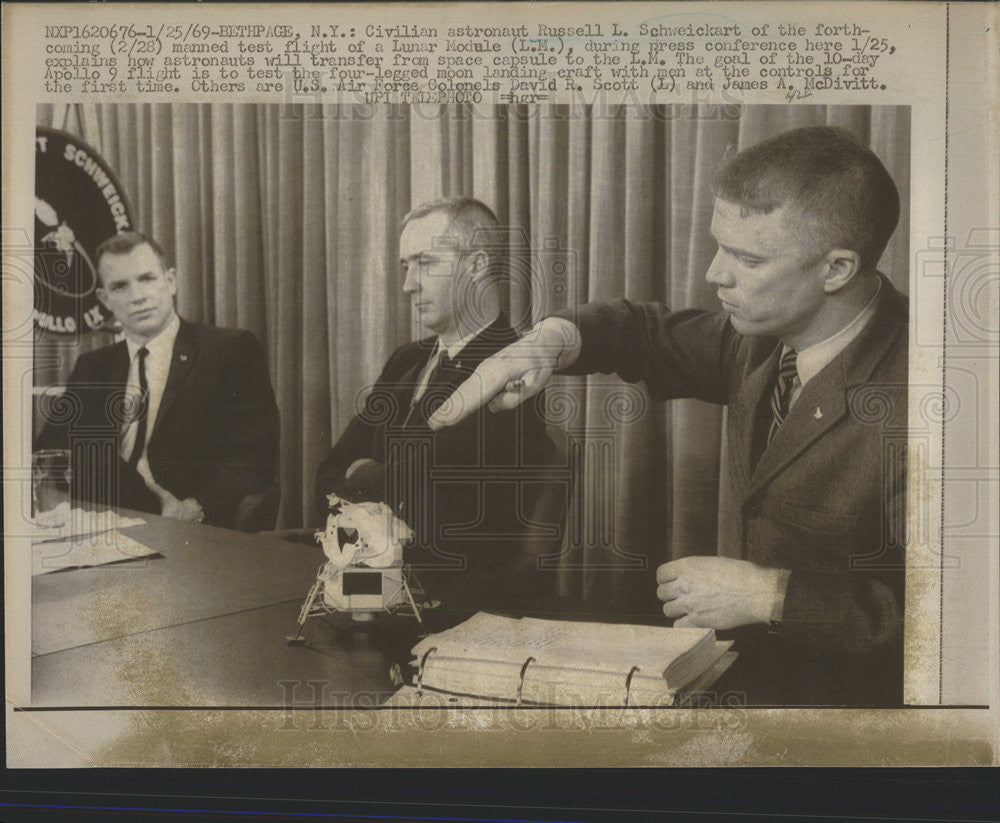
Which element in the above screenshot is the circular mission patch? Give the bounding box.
[35,126,135,334]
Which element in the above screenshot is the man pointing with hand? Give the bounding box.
[429,127,908,705]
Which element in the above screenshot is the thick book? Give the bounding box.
[410,612,733,706]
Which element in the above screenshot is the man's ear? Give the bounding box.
[465,250,490,281]
[821,249,862,293]
[96,286,108,309]
[164,266,178,293]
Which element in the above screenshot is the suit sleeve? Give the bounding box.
[556,299,741,404]
[314,348,408,517]
[780,562,904,661]
[313,414,386,515]
[193,331,280,524]
[35,352,160,514]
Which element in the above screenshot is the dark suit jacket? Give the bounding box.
[561,275,908,705]
[315,315,557,613]
[37,318,280,529]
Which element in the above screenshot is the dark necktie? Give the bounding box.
[406,350,463,427]
[127,347,149,467]
[419,350,462,396]
[766,347,798,446]
[430,352,461,380]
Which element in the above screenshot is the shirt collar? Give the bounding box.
[436,312,500,361]
[795,277,882,387]
[125,312,180,361]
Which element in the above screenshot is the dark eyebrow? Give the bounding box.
[400,251,443,265]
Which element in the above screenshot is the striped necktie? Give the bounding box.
[766,347,798,446]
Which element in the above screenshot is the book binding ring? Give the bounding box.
[415,646,437,696]
[515,656,536,705]
[624,665,641,707]
[415,650,649,706]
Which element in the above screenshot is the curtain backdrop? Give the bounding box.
[36,103,910,612]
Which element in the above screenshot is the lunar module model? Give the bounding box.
[287,495,432,644]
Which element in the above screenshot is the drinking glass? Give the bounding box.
[32,449,72,527]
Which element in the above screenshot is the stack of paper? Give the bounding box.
[31,510,153,575]
[30,507,146,541]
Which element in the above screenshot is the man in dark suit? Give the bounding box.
[36,231,280,529]
[315,198,556,614]
[429,128,907,705]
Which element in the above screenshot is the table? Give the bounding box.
[30,511,741,710]
[31,512,419,707]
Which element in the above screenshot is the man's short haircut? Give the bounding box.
[401,197,504,275]
[95,231,167,283]
[712,126,900,272]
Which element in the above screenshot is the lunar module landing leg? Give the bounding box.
[286,563,436,645]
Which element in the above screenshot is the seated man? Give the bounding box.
[315,198,557,614]
[430,128,908,706]
[36,231,280,529]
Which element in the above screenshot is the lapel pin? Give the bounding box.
[813,406,823,419]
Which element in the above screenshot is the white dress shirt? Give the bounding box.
[786,277,882,410]
[120,312,181,494]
